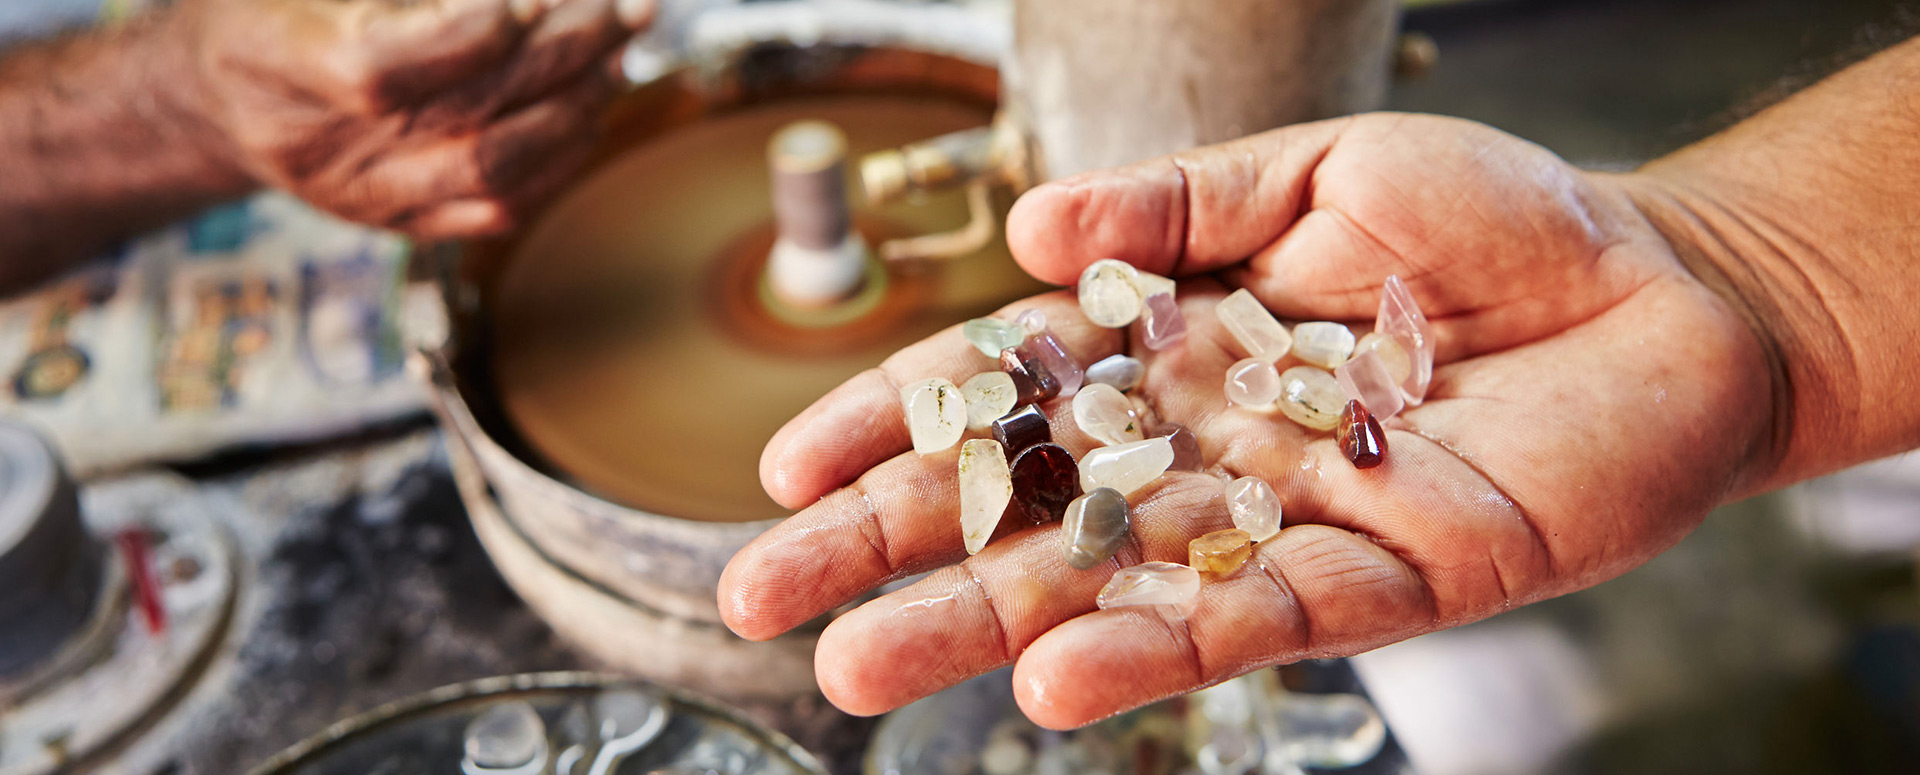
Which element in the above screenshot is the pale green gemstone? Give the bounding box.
[962,317,1027,358]
[961,371,1019,431]
[1077,436,1175,496]
[901,377,967,454]
[1291,321,1357,369]
[959,439,1013,555]
[1276,366,1343,431]
[1072,383,1145,446]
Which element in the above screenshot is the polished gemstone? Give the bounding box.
[1012,320,1085,397]
[961,371,1019,430]
[1334,350,1405,419]
[1016,308,1048,335]
[901,377,967,454]
[1227,476,1282,541]
[1216,289,1293,362]
[1151,422,1203,472]
[1338,400,1389,470]
[1291,321,1356,369]
[991,404,1052,458]
[1225,357,1282,409]
[1085,354,1145,393]
[1072,383,1145,446]
[1010,443,1081,524]
[1077,436,1175,497]
[1277,366,1344,431]
[959,439,1014,555]
[1376,275,1435,405]
[1355,332,1413,385]
[1096,561,1201,612]
[1062,487,1130,570]
[1078,259,1145,328]
[963,317,1027,358]
[1189,528,1253,576]
[1135,271,1177,299]
[1141,292,1188,351]
[1001,348,1061,406]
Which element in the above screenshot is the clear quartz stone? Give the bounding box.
[1141,292,1188,350]
[1016,308,1048,335]
[1096,561,1201,611]
[901,377,967,453]
[1355,332,1413,385]
[963,317,1027,358]
[1062,487,1130,569]
[1225,358,1282,409]
[961,371,1019,430]
[1077,259,1145,328]
[1085,354,1145,393]
[1291,321,1356,369]
[1276,366,1344,431]
[958,439,1013,555]
[1072,383,1145,446]
[1226,476,1282,541]
[464,702,547,769]
[1334,350,1405,419]
[1376,275,1435,405]
[1077,436,1175,496]
[1135,271,1177,299]
[1216,289,1293,362]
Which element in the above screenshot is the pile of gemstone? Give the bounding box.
[900,260,1432,616]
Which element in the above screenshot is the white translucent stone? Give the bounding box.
[1072,383,1145,446]
[1135,271,1177,299]
[1216,289,1293,362]
[1084,354,1145,393]
[1276,366,1343,431]
[1096,561,1201,612]
[901,377,967,454]
[1077,436,1175,496]
[1077,259,1145,328]
[1291,321,1356,369]
[1376,275,1435,405]
[961,371,1019,430]
[1017,308,1048,335]
[1335,350,1404,419]
[1226,476,1282,541]
[962,317,1027,358]
[1224,358,1281,409]
[958,439,1013,555]
[1355,332,1413,385]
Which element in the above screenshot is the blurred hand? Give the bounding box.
[718,113,1776,728]
[175,0,652,239]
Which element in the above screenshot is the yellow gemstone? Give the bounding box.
[1188,528,1253,576]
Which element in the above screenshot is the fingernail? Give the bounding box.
[509,0,541,23]
[616,0,656,28]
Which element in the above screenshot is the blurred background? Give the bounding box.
[0,0,1916,774]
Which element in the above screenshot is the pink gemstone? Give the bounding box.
[1376,275,1435,405]
[1141,293,1187,350]
[1013,319,1084,398]
[1335,350,1405,419]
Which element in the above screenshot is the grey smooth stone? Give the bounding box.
[1062,487,1131,570]
[1084,355,1145,393]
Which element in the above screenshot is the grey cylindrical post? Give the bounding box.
[1008,0,1399,178]
[769,121,852,251]
[0,421,100,678]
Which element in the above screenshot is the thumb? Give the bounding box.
[1005,116,1351,286]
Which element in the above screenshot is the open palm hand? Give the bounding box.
[718,113,1774,728]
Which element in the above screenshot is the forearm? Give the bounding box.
[1618,34,1920,497]
[0,15,254,289]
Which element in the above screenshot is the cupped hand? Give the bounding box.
[175,0,652,239]
[719,113,1776,729]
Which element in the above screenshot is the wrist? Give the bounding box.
[1607,166,1851,498]
[138,8,255,193]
